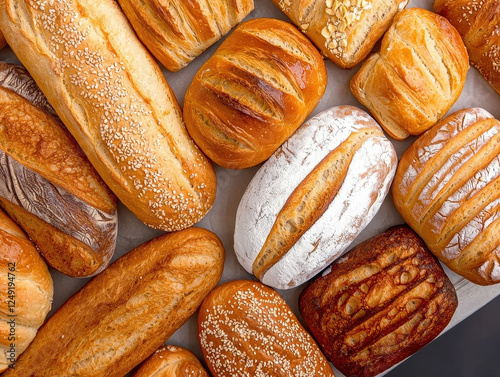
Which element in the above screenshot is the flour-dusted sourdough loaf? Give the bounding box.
[434,0,500,95]
[299,226,458,377]
[0,63,118,277]
[0,208,53,372]
[351,8,469,140]
[270,0,409,69]
[2,227,225,377]
[0,0,217,232]
[198,280,335,377]
[234,106,397,289]
[183,18,327,169]
[133,346,209,377]
[118,0,254,72]
[392,108,500,285]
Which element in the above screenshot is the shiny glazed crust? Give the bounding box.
[392,108,500,285]
[299,226,457,377]
[434,0,500,95]
[271,0,409,69]
[350,8,469,140]
[0,0,216,231]
[198,280,335,376]
[117,0,254,71]
[1,227,225,377]
[183,18,327,169]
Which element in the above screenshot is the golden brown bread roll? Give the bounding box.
[198,280,335,377]
[117,0,254,72]
[434,0,500,95]
[0,208,53,372]
[350,8,469,140]
[392,108,500,285]
[0,31,5,50]
[0,0,216,232]
[270,0,408,69]
[183,18,327,169]
[0,63,118,277]
[133,345,209,377]
[299,226,457,377]
[2,227,225,377]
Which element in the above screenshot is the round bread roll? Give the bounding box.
[0,208,53,372]
[183,17,327,169]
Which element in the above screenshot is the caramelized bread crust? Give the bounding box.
[392,108,500,285]
[299,226,457,377]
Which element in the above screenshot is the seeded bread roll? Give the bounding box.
[0,0,216,232]
[234,106,397,289]
[299,226,457,377]
[0,208,53,372]
[117,0,254,72]
[270,0,408,69]
[392,108,500,285]
[2,227,225,377]
[133,345,209,377]
[183,18,327,169]
[350,8,469,140]
[434,0,500,95]
[198,280,335,377]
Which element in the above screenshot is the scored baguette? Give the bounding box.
[0,0,216,232]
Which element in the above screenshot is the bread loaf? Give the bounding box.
[183,18,327,169]
[270,0,408,69]
[234,106,397,289]
[117,0,254,71]
[299,226,458,377]
[2,227,225,377]
[434,0,500,95]
[0,63,118,277]
[392,108,500,285]
[0,208,53,372]
[350,8,469,140]
[198,280,335,377]
[0,0,216,232]
[133,345,209,377]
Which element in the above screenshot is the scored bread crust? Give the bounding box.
[0,0,216,231]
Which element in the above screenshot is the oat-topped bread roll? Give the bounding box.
[183,18,327,169]
[0,0,216,232]
[351,8,469,140]
[299,226,458,377]
[0,208,53,372]
[2,227,225,377]
[118,0,254,72]
[270,0,408,69]
[198,280,335,377]
[234,106,397,289]
[133,345,209,377]
[0,62,118,277]
[393,108,500,285]
[435,0,500,95]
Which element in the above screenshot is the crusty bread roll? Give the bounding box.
[350,8,469,140]
[133,345,209,377]
[183,18,327,169]
[117,0,254,72]
[198,280,335,377]
[299,226,457,377]
[392,108,500,285]
[270,0,408,69]
[0,31,5,50]
[234,106,397,289]
[2,227,224,377]
[0,63,118,277]
[0,0,216,232]
[434,0,500,95]
[0,208,53,372]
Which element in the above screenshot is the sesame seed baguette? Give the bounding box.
[2,227,225,377]
[0,0,217,232]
